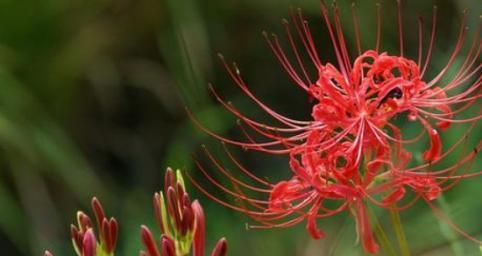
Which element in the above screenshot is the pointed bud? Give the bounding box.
[82,229,96,256]
[77,212,92,232]
[164,168,175,195]
[211,238,228,256]
[176,182,185,201]
[175,169,186,189]
[101,219,111,252]
[153,192,165,233]
[108,218,118,253]
[71,225,83,254]
[44,250,54,256]
[192,200,205,256]
[161,235,176,256]
[182,193,191,209]
[91,197,106,234]
[140,225,160,256]
[167,187,181,231]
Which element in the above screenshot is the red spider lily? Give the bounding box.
[188,0,482,254]
[188,3,481,162]
[140,167,228,256]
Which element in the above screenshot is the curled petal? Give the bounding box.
[355,201,379,254]
[329,184,359,201]
[268,178,305,211]
[382,187,406,206]
[423,128,442,162]
[306,210,324,239]
[425,181,441,201]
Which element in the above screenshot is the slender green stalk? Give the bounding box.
[390,208,410,256]
[370,209,397,256]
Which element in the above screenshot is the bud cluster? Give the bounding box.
[45,197,118,256]
[140,168,227,256]
[45,168,227,256]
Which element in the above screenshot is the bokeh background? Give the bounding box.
[0,0,480,255]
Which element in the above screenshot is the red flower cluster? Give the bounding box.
[44,198,118,256]
[190,1,481,254]
[141,168,227,256]
[45,168,227,256]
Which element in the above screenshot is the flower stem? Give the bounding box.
[390,208,410,256]
[370,209,397,256]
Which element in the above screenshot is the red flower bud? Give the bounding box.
[211,238,228,256]
[140,225,160,256]
[153,192,165,234]
[161,235,176,256]
[192,200,205,256]
[82,229,96,256]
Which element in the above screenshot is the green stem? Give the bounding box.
[370,209,397,256]
[390,208,410,256]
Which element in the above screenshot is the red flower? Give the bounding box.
[45,197,119,256]
[189,0,481,254]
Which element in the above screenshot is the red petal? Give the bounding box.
[192,200,206,256]
[355,201,379,254]
[382,187,406,206]
[91,197,106,234]
[211,238,228,256]
[82,229,96,256]
[423,128,442,162]
[161,235,176,256]
[140,226,160,256]
[306,211,324,239]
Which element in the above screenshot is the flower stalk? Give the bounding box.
[390,208,410,256]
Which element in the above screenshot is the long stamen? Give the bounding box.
[351,3,362,56]
[421,6,438,77]
[397,0,404,57]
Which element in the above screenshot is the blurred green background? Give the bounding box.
[0,0,480,255]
